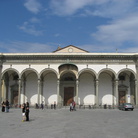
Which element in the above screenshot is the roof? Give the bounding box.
[53,45,89,53]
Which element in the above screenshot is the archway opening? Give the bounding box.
[60,72,76,106]
[2,71,19,105]
[118,71,135,105]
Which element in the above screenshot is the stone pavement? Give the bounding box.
[0,107,138,138]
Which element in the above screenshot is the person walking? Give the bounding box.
[1,101,5,112]
[21,103,26,122]
[25,102,30,121]
[41,101,44,110]
[54,101,56,110]
[5,99,9,113]
[72,100,76,111]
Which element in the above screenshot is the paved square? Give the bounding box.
[0,108,138,138]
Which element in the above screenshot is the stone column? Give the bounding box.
[0,64,2,103]
[112,80,115,108]
[129,79,135,104]
[57,79,60,107]
[40,80,43,104]
[115,79,119,106]
[135,61,138,107]
[95,79,99,107]
[18,79,21,105]
[5,80,9,100]
[76,79,79,105]
[2,80,6,102]
[135,79,138,106]
[1,79,3,102]
[37,79,40,105]
[23,79,26,103]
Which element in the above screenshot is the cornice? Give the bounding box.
[0,53,138,63]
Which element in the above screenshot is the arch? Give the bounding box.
[40,68,58,79]
[20,68,39,79]
[58,63,78,79]
[78,68,97,79]
[117,68,136,79]
[98,68,116,79]
[1,68,19,79]
[60,70,77,79]
[117,68,136,105]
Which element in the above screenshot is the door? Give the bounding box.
[12,91,18,105]
[119,91,126,105]
[64,87,74,106]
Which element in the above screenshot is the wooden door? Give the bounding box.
[119,91,126,105]
[13,91,18,105]
[64,87,74,106]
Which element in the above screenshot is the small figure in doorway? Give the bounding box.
[41,101,44,110]
[35,103,39,109]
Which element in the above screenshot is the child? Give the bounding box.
[70,102,73,111]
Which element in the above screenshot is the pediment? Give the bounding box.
[53,45,89,53]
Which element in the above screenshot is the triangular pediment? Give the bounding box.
[53,45,89,53]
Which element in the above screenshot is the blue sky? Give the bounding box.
[0,0,138,53]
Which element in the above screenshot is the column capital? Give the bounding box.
[76,79,79,85]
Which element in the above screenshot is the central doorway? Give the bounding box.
[64,87,74,106]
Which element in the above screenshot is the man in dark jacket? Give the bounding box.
[25,102,30,121]
[5,99,9,112]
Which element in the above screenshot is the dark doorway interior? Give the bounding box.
[64,87,74,106]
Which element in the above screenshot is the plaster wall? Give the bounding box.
[99,73,112,105]
[43,73,57,105]
[25,73,37,105]
[79,73,95,105]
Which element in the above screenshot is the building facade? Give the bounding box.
[0,45,138,107]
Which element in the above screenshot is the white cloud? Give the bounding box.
[92,14,138,44]
[19,21,43,36]
[54,33,60,37]
[29,17,41,23]
[91,0,137,19]
[0,41,55,53]
[24,0,42,14]
[50,0,95,16]
[49,0,137,17]
[18,17,43,36]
